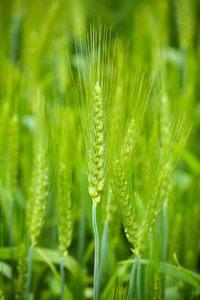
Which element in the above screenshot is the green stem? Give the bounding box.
[163,202,168,262]
[162,202,168,299]
[77,210,85,263]
[9,198,14,296]
[92,203,99,300]
[60,257,65,300]
[99,219,108,289]
[129,258,137,300]
[9,198,13,251]
[25,245,34,300]
[136,253,141,300]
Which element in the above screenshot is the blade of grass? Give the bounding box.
[174,253,200,292]
[118,258,200,287]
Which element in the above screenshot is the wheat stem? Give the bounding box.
[92,203,99,300]
[9,198,14,256]
[77,211,85,263]
[25,245,34,300]
[129,258,137,300]
[136,253,141,300]
[60,257,65,300]
[9,198,14,297]
[99,219,109,289]
[163,202,168,262]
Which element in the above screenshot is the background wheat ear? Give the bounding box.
[57,161,73,300]
[25,146,49,300]
[30,149,49,247]
[57,162,73,257]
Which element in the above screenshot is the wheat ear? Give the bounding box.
[26,149,48,300]
[88,82,105,300]
[57,162,73,300]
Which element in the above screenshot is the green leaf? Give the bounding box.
[0,246,84,298]
[182,149,200,176]
[173,253,200,292]
[35,248,73,300]
[118,258,200,289]
[0,247,81,277]
[0,261,12,279]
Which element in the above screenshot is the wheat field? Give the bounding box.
[0,0,200,299]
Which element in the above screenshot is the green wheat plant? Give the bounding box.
[26,147,49,300]
[70,27,121,299]
[55,107,75,300]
